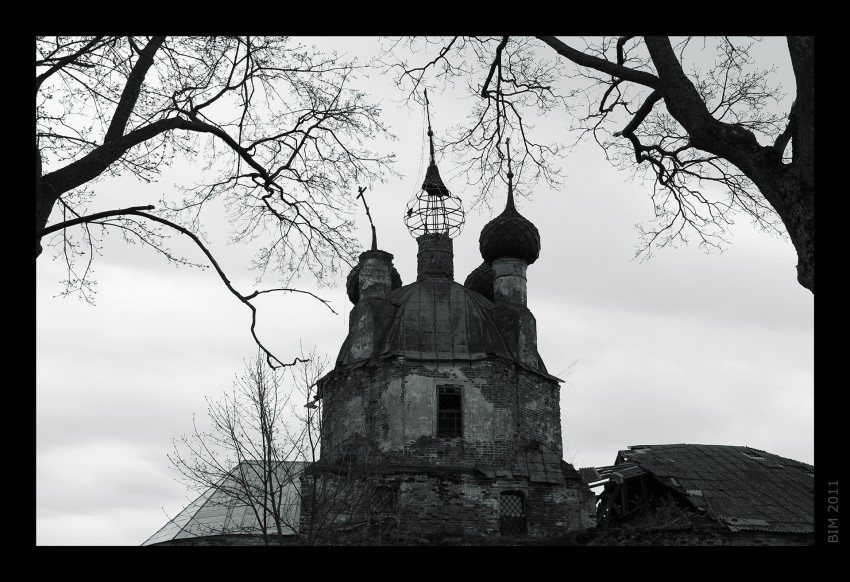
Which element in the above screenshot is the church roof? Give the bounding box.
[141,461,304,545]
[331,277,554,381]
[336,278,514,365]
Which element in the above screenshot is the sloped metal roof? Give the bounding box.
[615,444,814,533]
[142,460,305,545]
[332,278,555,380]
[383,279,512,361]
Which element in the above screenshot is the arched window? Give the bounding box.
[499,491,527,535]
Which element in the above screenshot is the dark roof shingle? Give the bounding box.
[616,444,814,533]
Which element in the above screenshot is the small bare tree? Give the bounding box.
[168,349,304,545]
[287,349,399,545]
[168,347,396,546]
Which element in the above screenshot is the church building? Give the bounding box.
[299,116,596,541]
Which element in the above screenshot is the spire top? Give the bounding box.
[356,186,377,251]
[425,88,435,165]
[506,138,515,210]
[404,91,465,239]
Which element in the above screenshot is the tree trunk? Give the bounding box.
[787,187,814,293]
[36,146,55,258]
[645,36,814,294]
[759,173,814,293]
[787,36,814,293]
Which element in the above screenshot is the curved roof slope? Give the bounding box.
[141,461,305,546]
[383,279,511,361]
[617,444,814,533]
[335,278,553,376]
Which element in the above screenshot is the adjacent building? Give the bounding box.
[582,444,815,545]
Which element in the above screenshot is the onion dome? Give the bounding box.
[463,261,495,301]
[346,263,402,304]
[479,156,540,265]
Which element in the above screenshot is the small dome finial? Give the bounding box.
[425,88,435,165]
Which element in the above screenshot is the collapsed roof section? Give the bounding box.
[581,444,814,534]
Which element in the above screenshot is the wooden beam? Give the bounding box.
[640,474,650,511]
[598,484,622,526]
[620,479,629,515]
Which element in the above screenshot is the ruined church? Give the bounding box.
[142,105,813,547]
[297,115,596,540]
[144,106,595,545]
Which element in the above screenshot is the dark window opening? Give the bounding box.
[371,486,399,515]
[369,486,400,536]
[500,491,527,536]
[437,385,462,438]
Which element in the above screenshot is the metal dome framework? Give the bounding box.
[404,89,465,239]
[404,174,465,238]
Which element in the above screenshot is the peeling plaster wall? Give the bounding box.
[382,376,434,445]
[319,357,562,467]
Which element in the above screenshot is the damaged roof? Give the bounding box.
[614,444,814,533]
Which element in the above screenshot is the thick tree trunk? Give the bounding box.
[788,187,814,293]
[36,146,55,258]
[645,36,814,294]
[759,173,814,293]
[787,36,814,293]
[36,36,167,260]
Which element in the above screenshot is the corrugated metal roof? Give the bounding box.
[615,444,814,533]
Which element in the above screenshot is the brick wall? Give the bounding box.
[320,357,563,468]
[300,469,595,541]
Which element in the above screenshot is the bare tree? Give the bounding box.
[168,350,305,545]
[36,36,396,367]
[168,348,396,546]
[288,349,399,545]
[384,36,813,293]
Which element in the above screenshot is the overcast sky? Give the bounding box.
[35,37,814,545]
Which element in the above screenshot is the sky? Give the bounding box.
[35,37,814,546]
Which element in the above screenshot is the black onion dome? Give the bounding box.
[479,203,540,265]
[346,263,402,304]
[463,261,495,301]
